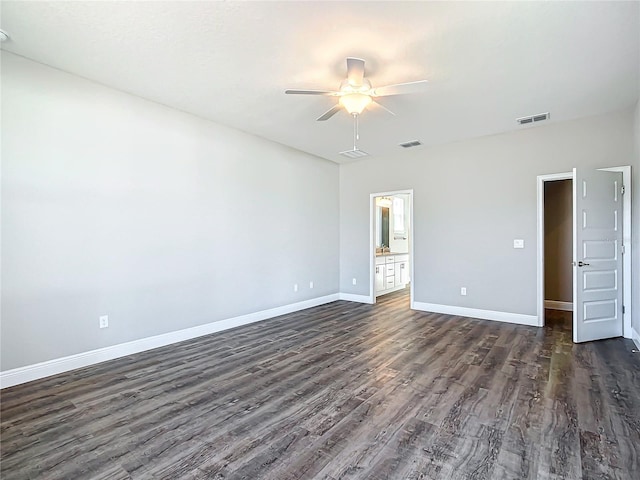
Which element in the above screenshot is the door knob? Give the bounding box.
[578,261,590,267]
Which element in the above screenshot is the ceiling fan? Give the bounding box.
[285,57,428,121]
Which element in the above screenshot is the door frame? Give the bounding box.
[536,166,632,339]
[369,189,414,305]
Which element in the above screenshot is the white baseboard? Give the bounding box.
[412,302,539,327]
[0,293,340,389]
[544,300,573,311]
[632,328,640,350]
[338,293,374,304]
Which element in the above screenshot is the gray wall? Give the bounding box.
[544,180,572,303]
[340,108,637,316]
[1,53,339,370]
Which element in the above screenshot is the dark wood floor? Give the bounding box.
[2,290,639,479]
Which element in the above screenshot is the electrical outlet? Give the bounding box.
[99,315,109,329]
[460,287,467,296]
[513,239,524,249]
[309,281,314,289]
[352,278,357,285]
[293,284,298,292]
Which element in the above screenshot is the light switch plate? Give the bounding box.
[513,239,524,249]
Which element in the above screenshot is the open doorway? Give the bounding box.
[543,178,573,331]
[537,167,632,343]
[369,190,414,305]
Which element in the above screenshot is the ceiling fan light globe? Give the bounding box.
[339,93,372,115]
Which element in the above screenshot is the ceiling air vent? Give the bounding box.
[517,112,550,125]
[340,149,369,159]
[399,140,422,148]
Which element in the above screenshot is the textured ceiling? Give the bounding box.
[1,1,639,163]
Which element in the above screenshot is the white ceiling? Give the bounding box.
[1,1,639,163]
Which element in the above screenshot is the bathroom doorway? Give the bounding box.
[369,190,414,305]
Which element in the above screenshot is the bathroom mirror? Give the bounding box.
[376,206,390,248]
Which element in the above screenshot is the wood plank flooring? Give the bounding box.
[1,290,639,479]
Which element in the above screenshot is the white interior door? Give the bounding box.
[573,168,623,343]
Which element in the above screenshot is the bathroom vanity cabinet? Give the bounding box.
[375,254,409,296]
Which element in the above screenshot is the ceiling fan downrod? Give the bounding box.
[352,113,360,150]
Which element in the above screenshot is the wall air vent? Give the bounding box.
[517,112,550,125]
[399,140,422,148]
[340,149,369,159]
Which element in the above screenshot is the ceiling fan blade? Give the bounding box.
[370,100,396,116]
[372,80,428,97]
[346,57,365,87]
[316,104,342,121]
[285,89,339,95]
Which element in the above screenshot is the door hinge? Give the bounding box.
[623,305,626,314]
[621,245,626,255]
[621,185,626,195]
